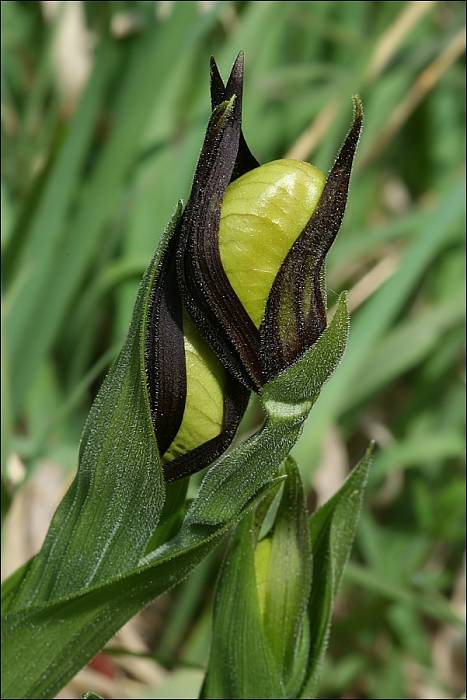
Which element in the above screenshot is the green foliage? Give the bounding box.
[2,1,465,699]
[1,226,351,697]
[203,452,371,699]
[303,447,372,697]
[262,459,311,693]
[8,206,181,608]
[1,477,280,699]
[203,513,285,699]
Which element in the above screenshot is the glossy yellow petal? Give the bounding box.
[163,313,226,463]
[219,159,326,328]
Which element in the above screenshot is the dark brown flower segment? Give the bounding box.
[176,54,363,391]
[209,56,259,182]
[260,98,363,381]
[145,55,362,480]
[146,227,186,457]
[177,54,263,393]
[145,201,248,484]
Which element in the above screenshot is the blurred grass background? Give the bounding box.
[1,1,465,698]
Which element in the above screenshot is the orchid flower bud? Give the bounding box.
[177,53,362,391]
[146,54,361,481]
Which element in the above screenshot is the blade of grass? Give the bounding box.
[345,562,465,628]
[5,39,120,415]
[6,3,217,417]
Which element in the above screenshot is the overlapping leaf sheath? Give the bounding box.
[202,450,372,700]
[2,287,355,700]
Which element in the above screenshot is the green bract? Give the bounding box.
[203,451,373,700]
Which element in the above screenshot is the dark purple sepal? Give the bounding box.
[209,53,259,179]
[177,71,262,392]
[260,97,363,382]
[146,227,186,455]
[146,219,250,481]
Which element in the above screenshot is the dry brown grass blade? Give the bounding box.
[365,0,437,80]
[360,27,466,167]
[285,1,437,161]
[1,459,70,580]
[346,254,399,313]
[285,98,339,161]
[328,253,399,320]
[312,426,349,507]
[41,0,92,111]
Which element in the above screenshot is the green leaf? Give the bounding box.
[2,285,348,698]
[1,480,280,700]
[200,459,315,699]
[202,513,285,699]
[2,225,349,700]
[7,207,183,608]
[262,458,312,695]
[5,39,120,414]
[300,445,373,698]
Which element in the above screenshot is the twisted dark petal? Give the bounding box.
[209,56,225,108]
[177,61,262,392]
[260,97,363,382]
[146,225,250,480]
[210,54,260,178]
[146,55,262,479]
[146,228,186,455]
